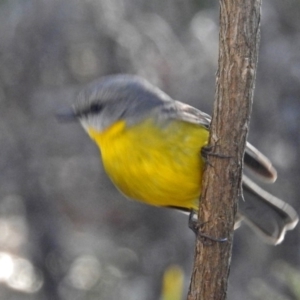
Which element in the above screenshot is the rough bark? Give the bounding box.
[187,1,261,299]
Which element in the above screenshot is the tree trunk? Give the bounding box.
[187,1,261,299]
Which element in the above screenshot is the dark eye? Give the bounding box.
[90,103,103,114]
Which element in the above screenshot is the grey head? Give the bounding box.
[73,74,175,132]
[73,74,212,133]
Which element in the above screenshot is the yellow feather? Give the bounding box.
[87,118,209,210]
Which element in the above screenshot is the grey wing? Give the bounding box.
[159,100,211,128]
[160,100,277,181]
[161,100,298,244]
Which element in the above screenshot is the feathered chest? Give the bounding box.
[88,118,209,208]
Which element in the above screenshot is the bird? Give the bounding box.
[59,74,298,245]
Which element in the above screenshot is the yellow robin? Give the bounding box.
[59,74,298,244]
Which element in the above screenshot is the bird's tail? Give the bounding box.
[239,175,298,245]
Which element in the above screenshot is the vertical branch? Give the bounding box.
[187,1,261,300]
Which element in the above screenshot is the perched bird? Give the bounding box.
[59,74,298,245]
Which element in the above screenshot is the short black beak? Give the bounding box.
[56,107,77,122]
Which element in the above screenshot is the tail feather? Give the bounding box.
[239,175,298,245]
[171,143,298,244]
[244,142,277,182]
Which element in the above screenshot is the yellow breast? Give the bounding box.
[87,117,209,210]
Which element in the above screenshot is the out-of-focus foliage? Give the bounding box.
[160,265,184,300]
[0,0,299,299]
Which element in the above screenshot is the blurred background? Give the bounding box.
[0,0,300,299]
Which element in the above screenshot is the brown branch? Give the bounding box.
[187,1,261,300]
